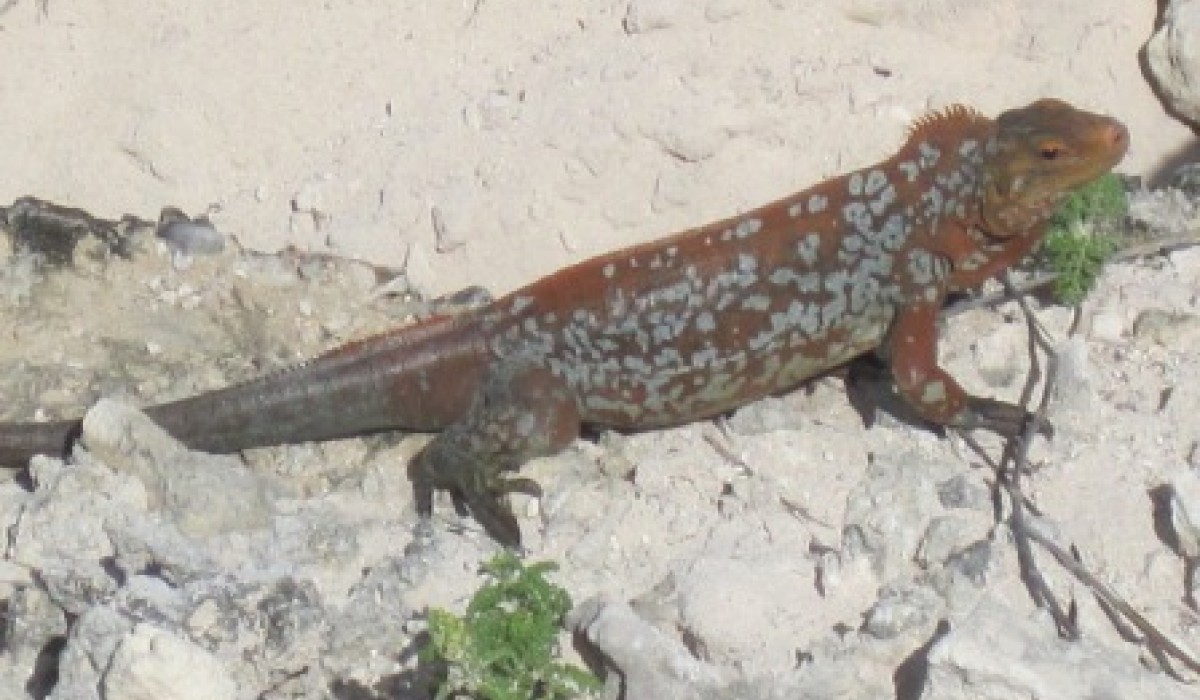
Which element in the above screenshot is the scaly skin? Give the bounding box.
[0,99,1128,546]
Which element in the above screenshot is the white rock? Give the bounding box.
[80,400,273,537]
[103,624,238,700]
[1088,307,1125,342]
[1128,187,1199,239]
[2,586,67,687]
[1051,336,1097,416]
[49,606,132,700]
[969,322,1025,389]
[915,515,985,570]
[924,596,1196,700]
[862,584,942,639]
[569,597,731,699]
[637,555,817,673]
[1146,0,1200,126]
[1168,466,1200,559]
[10,456,146,595]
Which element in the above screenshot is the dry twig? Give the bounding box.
[957,271,1200,680]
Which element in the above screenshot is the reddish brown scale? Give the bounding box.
[475,105,996,427]
[0,99,1129,546]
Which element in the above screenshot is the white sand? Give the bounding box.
[0,1,1184,296]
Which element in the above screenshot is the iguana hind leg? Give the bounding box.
[409,356,580,547]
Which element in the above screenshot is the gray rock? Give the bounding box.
[1126,186,1199,240]
[107,518,220,587]
[842,452,952,579]
[48,606,132,700]
[941,539,998,587]
[862,584,942,640]
[10,457,141,610]
[113,576,187,629]
[155,207,224,258]
[569,597,731,700]
[1166,162,1200,196]
[0,585,67,694]
[915,516,988,571]
[322,557,423,683]
[935,474,991,512]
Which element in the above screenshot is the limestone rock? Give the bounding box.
[103,624,238,700]
[1147,0,1200,126]
[924,596,1195,700]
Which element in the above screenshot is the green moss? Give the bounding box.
[423,553,600,700]
[1048,172,1128,231]
[1040,173,1127,305]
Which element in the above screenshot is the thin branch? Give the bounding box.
[1023,525,1200,680]
[958,271,1200,680]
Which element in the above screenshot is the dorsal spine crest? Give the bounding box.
[907,104,988,143]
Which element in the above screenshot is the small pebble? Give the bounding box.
[156,207,225,257]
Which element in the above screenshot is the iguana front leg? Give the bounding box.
[886,298,1038,437]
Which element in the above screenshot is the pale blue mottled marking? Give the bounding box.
[879,213,907,251]
[870,183,897,216]
[768,268,820,293]
[865,169,888,196]
[843,201,872,234]
[848,173,864,196]
[907,249,936,285]
[511,295,534,314]
[741,295,771,311]
[735,218,763,238]
[918,142,940,169]
[796,233,821,266]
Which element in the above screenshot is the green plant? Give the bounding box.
[1040,173,1127,305]
[423,553,600,700]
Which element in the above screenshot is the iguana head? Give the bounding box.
[980,98,1128,238]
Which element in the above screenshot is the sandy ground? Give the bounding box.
[1,1,1199,697]
[0,1,1191,296]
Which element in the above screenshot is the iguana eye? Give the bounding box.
[1039,143,1064,160]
